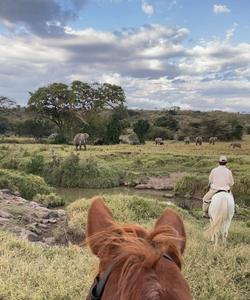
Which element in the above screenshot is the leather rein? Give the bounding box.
[88,253,175,300]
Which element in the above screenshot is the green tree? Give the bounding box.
[133,119,150,144]
[232,122,244,140]
[154,114,178,131]
[15,119,53,139]
[28,82,126,138]
[106,116,123,144]
[28,83,72,135]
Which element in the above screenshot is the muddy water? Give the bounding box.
[56,187,200,209]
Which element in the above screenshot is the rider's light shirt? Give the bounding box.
[209,165,234,190]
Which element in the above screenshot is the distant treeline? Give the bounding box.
[1,83,250,143]
[1,106,249,143]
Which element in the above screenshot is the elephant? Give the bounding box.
[209,137,217,145]
[155,137,164,145]
[230,142,241,149]
[184,137,190,144]
[195,136,203,146]
[73,133,89,150]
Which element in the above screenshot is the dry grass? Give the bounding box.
[0,195,249,300]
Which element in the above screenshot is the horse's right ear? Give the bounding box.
[86,196,114,255]
[154,208,186,254]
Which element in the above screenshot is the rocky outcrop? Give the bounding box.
[0,189,84,246]
[135,172,188,191]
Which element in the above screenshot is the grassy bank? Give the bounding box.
[0,168,51,199]
[0,195,249,300]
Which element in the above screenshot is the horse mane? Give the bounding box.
[87,222,183,299]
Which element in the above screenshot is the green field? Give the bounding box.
[0,137,249,299]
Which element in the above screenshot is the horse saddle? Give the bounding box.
[215,189,230,194]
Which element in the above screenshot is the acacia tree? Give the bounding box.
[28,83,71,134]
[28,81,126,137]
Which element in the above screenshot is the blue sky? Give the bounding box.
[0,0,250,111]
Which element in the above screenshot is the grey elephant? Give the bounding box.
[184,137,190,144]
[230,142,241,149]
[155,137,164,145]
[73,133,89,150]
[195,136,203,146]
[209,137,217,145]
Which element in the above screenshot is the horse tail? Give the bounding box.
[206,196,228,238]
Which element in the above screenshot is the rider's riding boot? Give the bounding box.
[202,212,209,218]
[202,201,210,218]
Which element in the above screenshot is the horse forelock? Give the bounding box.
[88,223,183,299]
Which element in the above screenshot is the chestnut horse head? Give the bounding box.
[86,197,192,300]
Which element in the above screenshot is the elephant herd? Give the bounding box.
[72,133,242,150]
[154,136,242,148]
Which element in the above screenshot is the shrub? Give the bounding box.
[44,153,121,188]
[0,168,51,199]
[146,126,174,140]
[233,175,250,206]
[175,175,207,199]
[26,155,44,174]
[33,193,65,208]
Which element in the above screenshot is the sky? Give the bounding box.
[0,0,250,111]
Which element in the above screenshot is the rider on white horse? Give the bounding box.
[202,155,234,218]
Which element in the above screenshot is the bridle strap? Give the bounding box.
[163,253,174,262]
[89,253,175,300]
[90,265,113,300]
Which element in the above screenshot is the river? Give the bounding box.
[56,187,200,209]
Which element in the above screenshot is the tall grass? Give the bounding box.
[0,195,249,300]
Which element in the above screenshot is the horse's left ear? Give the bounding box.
[87,196,114,255]
[154,208,186,254]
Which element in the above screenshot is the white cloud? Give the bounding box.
[213,4,231,14]
[141,1,154,16]
[1,23,250,112]
[225,23,238,42]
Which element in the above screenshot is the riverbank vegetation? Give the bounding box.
[0,137,250,206]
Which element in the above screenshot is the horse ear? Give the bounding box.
[154,208,186,254]
[86,196,114,255]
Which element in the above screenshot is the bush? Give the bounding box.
[33,193,65,208]
[0,168,51,199]
[175,175,207,199]
[233,175,250,206]
[44,153,121,188]
[146,126,174,140]
[26,155,44,174]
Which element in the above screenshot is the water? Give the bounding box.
[56,187,168,203]
[56,187,200,209]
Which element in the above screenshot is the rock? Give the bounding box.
[135,172,188,191]
[0,189,80,247]
[0,210,12,218]
[163,193,174,199]
[48,218,57,224]
[42,211,59,219]
[1,189,12,195]
[26,223,42,235]
[21,229,41,242]
[57,209,66,217]
[43,237,56,246]
[0,217,9,224]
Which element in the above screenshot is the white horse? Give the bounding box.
[207,192,235,246]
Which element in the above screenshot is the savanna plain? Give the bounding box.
[0,137,249,300]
